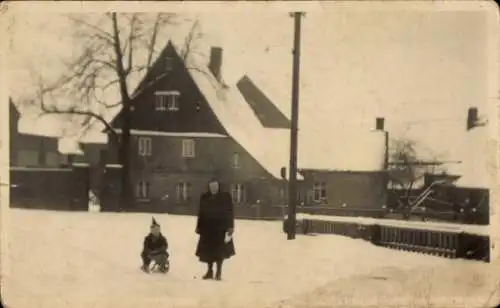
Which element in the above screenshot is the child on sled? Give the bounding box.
[141,217,170,273]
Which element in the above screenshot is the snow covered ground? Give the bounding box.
[2,209,499,308]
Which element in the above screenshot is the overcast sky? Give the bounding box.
[2,1,498,185]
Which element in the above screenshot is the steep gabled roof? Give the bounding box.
[65,36,385,179]
[254,126,386,176]
[230,72,386,176]
[108,41,178,130]
[96,40,296,178]
[236,75,291,129]
[103,39,385,179]
[9,97,20,119]
[186,67,386,177]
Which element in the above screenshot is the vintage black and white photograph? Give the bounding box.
[1,1,499,307]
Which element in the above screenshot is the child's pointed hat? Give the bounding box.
[151,217,160,228]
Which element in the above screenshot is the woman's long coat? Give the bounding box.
[195,191,236,263]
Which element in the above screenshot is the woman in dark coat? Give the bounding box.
[195,179,235,280]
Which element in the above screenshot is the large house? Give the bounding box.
[95,40,387,217]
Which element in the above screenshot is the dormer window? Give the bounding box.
[155,95,167,111]
[155,91,180,111]
[165,56,173,71]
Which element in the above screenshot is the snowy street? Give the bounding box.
[2,209,498,308]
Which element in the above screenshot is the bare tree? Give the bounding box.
[387,139,455,220]
[26,13,205,210]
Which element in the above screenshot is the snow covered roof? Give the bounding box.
[182,48,382,177]
[12,38,385,177]
[446,125,494,189]
[263,127,385,173]
[107,41,386,179]
[236,75,291,129]
[231,73,386,177]
[171,45,304,179]
[158,42,385,178]
[58,138,84,155]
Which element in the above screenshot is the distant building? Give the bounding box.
[9,99,65,168]
[298,169,387,210]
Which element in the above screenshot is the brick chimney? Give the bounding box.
[376,117,385,131]
[208,47,223,81]
[375,117,389,171]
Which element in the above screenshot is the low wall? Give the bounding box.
[286,214,490,262]
[10,166,90,211]
[385,209,488,225]
[101,201,285,221]
[298,206,386,218]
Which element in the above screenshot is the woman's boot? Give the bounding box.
[215,260,223,281]
[202,263,214,280]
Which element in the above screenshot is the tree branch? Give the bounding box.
[178,19,225,88]
[27,13,198,149]
[39,89,119,144]
[124,14,139,76]
[92,58,117,71]
[145,14,161,72]
[69,15,115,47]
[181,19,199,62]
[130,72,168,100]
[45,105,117,140]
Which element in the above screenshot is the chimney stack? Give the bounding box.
[467,107,479,131]
[376,117,385,131]
[375,117,389,171]
[208,47,223,81]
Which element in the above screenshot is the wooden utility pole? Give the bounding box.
[287,12,304,240]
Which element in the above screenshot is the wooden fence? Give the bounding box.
[285,214,490,262]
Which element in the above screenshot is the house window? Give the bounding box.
[231,183,246,204]
[17,150,39,167]
[297,189,305,205]
[136,181,150,199]
[155,95,167,111]
[176,182,192,202]
[182,139,195,157]
[165,56,173,71]
[155,91,180,111]
[45,152,60,167]
[231,153,240,168]
[278,187,287,204]
[138,137,152,156]
[312,182,327,203]
[166,93,180,111]
[279,187,286,199]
